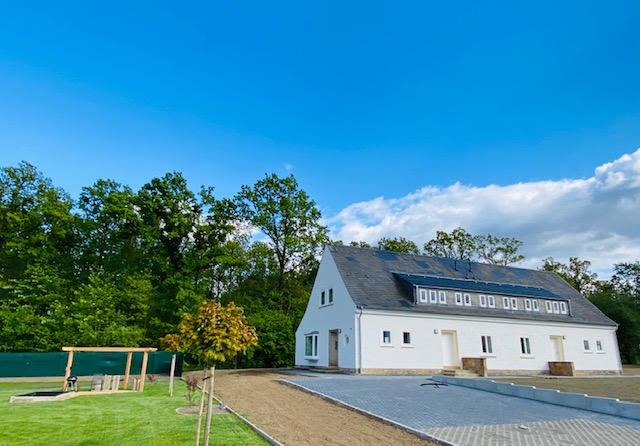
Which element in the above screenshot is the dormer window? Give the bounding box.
[455,292,463,306]
[418,288,428,303]
[479,295,487,308]
[464,293,472,306]
[429,290,437,303]
[439,291,447,304]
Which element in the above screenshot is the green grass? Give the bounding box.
[0,380,269,446]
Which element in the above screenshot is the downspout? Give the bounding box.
[356,305,363,374]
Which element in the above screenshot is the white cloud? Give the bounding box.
[327,148,640,278]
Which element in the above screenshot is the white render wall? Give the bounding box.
[359,310,621,373]
[295,250,357,369]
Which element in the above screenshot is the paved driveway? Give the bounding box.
[282,374,640,446]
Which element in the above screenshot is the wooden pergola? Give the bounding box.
[62,347,158,392]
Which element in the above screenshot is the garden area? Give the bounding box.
[0,378,268,446]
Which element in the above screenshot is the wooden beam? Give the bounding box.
[139,351,150,392]
[123,351,133,390]
[62,347,157,353]
[62,350,74,392]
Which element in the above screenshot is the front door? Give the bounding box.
[328,330,339,367]
[441,330,459,368]
[550,335,565,361]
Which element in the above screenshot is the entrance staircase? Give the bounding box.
[440,367,480,378]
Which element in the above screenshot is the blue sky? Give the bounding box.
[1,1,639,275]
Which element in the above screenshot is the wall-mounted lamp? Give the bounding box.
[562,335,566,340]
[433,329,439,334]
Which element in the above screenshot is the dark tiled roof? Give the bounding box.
[329,244,616,326]
[393,273,566,300]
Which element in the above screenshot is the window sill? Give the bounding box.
[381,344,394,348]
[520,355,535,359]
[319,303,334,308]
[401,344,414,348]
[597,351,606,354]
[481,354,496,358]
[304,356,319,361]
[583,351,593,354]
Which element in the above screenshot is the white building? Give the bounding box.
[295,245,622,375]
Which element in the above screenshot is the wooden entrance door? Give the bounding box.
[329,330,339,367]
[441,330,458,368]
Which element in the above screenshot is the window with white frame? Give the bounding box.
[511,298,518,310]
[552,301,560,314]
[503,297,511,309]
[520,337,532,355]
[403,332,411,345]
[329,288,334,304]
[455,292,463,306]
[532,300,540,312]
[464,293,472,306]
[596,340,603,352]
[545,301,553,313]
[305,333,319,358]
[560,302,568,314]
[488,295,495,308]
[525,299,532,311]
[382,330,392,344]
[439,290,447,304]
[429,289,438,303]
[583,340,591,351]
[418,288,428,303]
[320,291,326,306]
[481,335,493,354]
[479,295,487,307]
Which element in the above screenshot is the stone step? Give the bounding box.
[441,369,480,378]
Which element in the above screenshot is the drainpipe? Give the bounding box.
[356,305,363,374]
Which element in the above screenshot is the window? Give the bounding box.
[560,302,568,314]
[532,300,540,312]
[305,333,319,358]
[596,340,603,352]
[488,295,495,308]
[520,337,532,355]
[481,335,493,354]
[429,290,437,303]
[552,301,559,314]
[583,340,591,351]
[418,288,428,303]
[403,332,411,345]
[511,298,518,310]
[455,292,463,306]
[525,299,532,311]
[503,297,510,310]
[439,291,447,304]
[321,291,326,306]
[329,288,334,304]
[545,301,553,313]
[464,293,472,306]
[479,295,487,308]
[382,330,392,344]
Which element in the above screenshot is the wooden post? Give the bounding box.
[169,354,176,396]
[139,351,150,392]
[123,351,133,390]
[63,350,74,392]
[204,365,215,446]
[195,369,208,446]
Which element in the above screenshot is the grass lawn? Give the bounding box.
[0,380,269,446]
[493,365,640,403]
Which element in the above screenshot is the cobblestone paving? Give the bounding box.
[282,375,640,446]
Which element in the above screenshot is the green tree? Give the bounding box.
[234,174,328,295]
[376,236,420,254]
[542,257,599,294]
[161,300,258,366]
[423,228,477,260]
[476,234,525,265]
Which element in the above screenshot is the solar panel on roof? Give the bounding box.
[376,251,399,261]
[393,272,565,300]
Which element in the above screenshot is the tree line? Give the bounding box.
[1,162,638,365]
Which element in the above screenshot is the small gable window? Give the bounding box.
[321,291,325,306]
[329,288,334,304]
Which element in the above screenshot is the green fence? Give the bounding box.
[0,351,183,378]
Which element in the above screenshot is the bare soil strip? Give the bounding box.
[198,369,438,446]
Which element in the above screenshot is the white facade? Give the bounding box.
[295,246,623,375]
